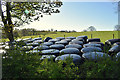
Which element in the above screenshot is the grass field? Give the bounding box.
[41,31,119,43]
[1,31,120,43]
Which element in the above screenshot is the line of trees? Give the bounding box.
[82,25,120,32]
[114,25,120,31]
[1,28,58,39]
[82,26,96,32]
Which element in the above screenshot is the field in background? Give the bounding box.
[1,31,119,43]
[42,31,119,43]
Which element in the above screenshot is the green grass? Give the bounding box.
[43,31,119,43]
[1,31,119,43]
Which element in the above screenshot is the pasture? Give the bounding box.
[1,31,119,43]
[9,31,119,43]
[44,31,119,43]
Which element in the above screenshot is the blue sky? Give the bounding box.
[19,2,118,32]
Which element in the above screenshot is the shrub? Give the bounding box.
[2,42,120,79]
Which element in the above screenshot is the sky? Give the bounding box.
[17,1,118,32]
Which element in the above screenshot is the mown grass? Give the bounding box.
[1,31,119,43]
[42,31,119,43]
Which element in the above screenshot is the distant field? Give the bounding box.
[1,31,120,43]
[43,31,119,43]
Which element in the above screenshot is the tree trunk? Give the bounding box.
[1,2,14,42]
[0,1,2,17]
[4,25,14,42]
[6,2,14,42]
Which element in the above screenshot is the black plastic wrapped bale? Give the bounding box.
[4,45,18,50]
[0,45,6,49]
[60,48,80,55]
[66,37,76,40]
[33,40,43,44]
[65,44,82,50]
[48,39,60,43]
[76,36,88,43]
[26,39,35,43]
[0,49,6,54]
[16,39,22,42]
[83,43,102,48]
[26,50,40,54]
[82,52,110,61]
[10,41,16,45]
[115,52,120,61]
[22,38,32,41]
[50,44,65,50]
[42,42,53,46]
[89,42,104,47]
[56,37,65,40]
[55,54,82,65]
[41,49,59,56]
[44,37,52,42]
[2,56,13,59]
[0,42,4,45]
[81,47,102,53]
[87,38,101,43]
[4,46,10,50]
[55,40,68,46]
[8,41,18,46]
[73,38,85,43]
[13,40,24,46]
[40,55,56,61]
[21,46,33,51]
[69,41,83,45]
[63,39,72,42]
[34,45,49,50]
[5,42,9,46]
[12,40,27,47]
[105,39,120,46]
[71,39,83,42]
[26,43,39,47]
[33,37,42,41]
[112,42,120,47]
[109,45,120,54]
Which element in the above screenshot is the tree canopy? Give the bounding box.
[114,25,120,31]
[0,0,63,42]
[87,26,96,31]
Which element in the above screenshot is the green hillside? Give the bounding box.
[43,31,119,43]
[1,31,120,43]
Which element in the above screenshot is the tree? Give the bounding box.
[114,25,120,31]
[71,30,76,32]
[54,30,57,32]
[13,29,20,39]
[87,26,96,31]
[0,0,62,42]
[82,29,87,32]
[21,29,28,36]
[51,28,53,32]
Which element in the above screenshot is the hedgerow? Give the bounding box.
[2,43,120,79]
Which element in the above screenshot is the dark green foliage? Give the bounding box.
[80,58,120,78]
[17,28,57,37]
[2,43,120,79]
[2,48,41,78]
[13,29,20,39]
